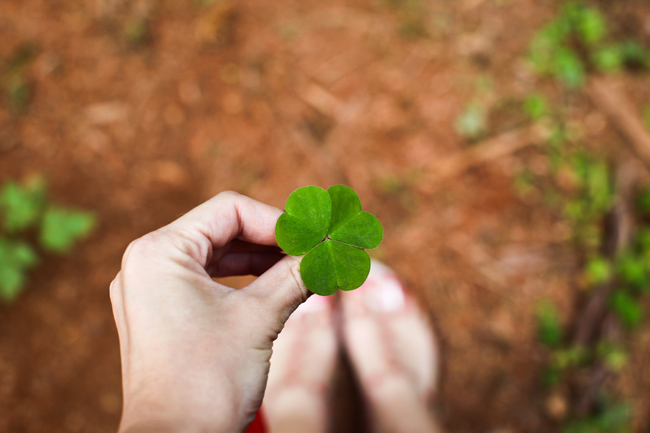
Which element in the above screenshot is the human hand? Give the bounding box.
[110,191,308,433]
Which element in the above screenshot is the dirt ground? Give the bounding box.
[1,0,650,432]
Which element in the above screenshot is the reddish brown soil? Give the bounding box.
[1,0,650,432]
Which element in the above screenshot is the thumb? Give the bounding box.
[245,255,311,324]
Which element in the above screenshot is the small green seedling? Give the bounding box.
[528,2,650,89]
[275,185,383,296]
[0,177,97,302]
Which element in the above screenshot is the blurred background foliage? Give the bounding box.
[2,0,650,431]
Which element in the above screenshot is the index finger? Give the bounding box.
[165,191,283,260]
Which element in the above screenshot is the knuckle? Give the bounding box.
[216,190,241,202]
[109,276,121,305]
[121,231,164,268]
[125,232,159,255]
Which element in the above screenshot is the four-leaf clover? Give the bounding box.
[275,185,383,296]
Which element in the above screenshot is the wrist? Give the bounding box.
[119,384,240,433]
[120,405,238,433]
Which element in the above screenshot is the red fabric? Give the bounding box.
[244,407,266,433]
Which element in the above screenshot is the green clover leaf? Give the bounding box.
[275,185,383,296]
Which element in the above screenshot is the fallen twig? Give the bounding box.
[587,77,650,172]
[572,162,637,347]
[571,161,638,417]
[418,125,545,194]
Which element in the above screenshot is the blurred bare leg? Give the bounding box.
[342,261,443,433]
[262,295,337,433]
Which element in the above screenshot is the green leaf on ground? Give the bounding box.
[553,47,585,89]
[585,256,611,285]
[617,253,648,292]
[40,208,97,254]
[568,3,606,46]
[0,237,38,302]
[610,290,643,329]
[593,45,623,73]
[0,177,46,232]
[275,185,383,296]
[597,341,628,372]
[536,301,564,348]
[524,93,548,121]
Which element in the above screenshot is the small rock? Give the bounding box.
[545,392,568,420]
[85,102,128,125]
[152,160,188,186]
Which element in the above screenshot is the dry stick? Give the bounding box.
[571,78,650,415]
[417,125,545,194]
[293,81,365,185]
[270,80,349,186]
[587,77,650,172]
[572,162,637,417]
[573,163,637,347]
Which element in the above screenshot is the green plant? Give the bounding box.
[585,256,612,285]
[553,345,590,370]
[609,290,643,329]
[616,252,648,293]
[559,154,613,249]
[592,45,623,73]
[537,301,564,348]
[0,177,97,301]
[524,93,548,121]
[563,400,633,433]
[528,2,650,89]
[523,5,648,428]
[596,341,628,372]
[275,185,383,296]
